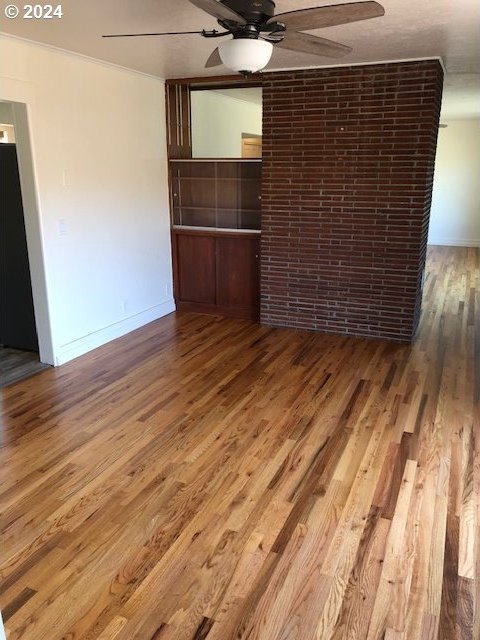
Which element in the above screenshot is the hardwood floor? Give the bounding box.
[0,246,478,640]
[0,348,49,388]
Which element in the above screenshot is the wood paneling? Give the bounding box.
[167,76,262,88]
[166,84,192,159]
[216,235,259,310]
[175,234,216,304]
[0,246,478,639]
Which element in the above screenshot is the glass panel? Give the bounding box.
[191,88,262,159]
[171,160,261,231]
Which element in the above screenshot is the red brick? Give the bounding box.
[260,61,443,342]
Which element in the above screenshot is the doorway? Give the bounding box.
[0,101,51,385]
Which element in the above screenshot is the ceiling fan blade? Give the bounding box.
[276,31,352,58]
[205,47,223,67]
[187,0,247,25]
[269,1,384,31]
[102,30,203,38]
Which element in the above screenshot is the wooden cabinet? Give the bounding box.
[165,78,263,323]
[166,84,191,159]
[170,160,261,231]
[216,236,259,310]
[173,229,260,320]
[176,234,216,305]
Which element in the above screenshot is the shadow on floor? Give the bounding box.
[0,347,50,387]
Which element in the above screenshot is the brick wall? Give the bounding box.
[260,60,443,342]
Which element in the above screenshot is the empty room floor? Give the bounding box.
[0,246,478,640]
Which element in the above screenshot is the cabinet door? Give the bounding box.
[176,234,216,304]
[216,236,260,315]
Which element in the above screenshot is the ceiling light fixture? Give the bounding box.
[218,38,273,74]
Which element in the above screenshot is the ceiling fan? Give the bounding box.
[103,0,385,74]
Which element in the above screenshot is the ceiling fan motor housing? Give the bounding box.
[221,0,276,24]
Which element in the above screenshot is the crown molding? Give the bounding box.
[0,32,166,82]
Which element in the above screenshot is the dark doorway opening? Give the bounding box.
[1,142,42,386]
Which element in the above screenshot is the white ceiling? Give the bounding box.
[1,0,479,115]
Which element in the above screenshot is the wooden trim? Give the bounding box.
[166,74,262,88]
[171,229,180,305]
[172,227,260,239]
[169,158,262,163]
[176,300,259,321]
[165,84,192,159]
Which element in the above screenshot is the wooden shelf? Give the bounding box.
[172,225,261,235]
[170,159,261,232]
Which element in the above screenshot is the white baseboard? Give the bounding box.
[53,299,176,366]
[0,612,6,640]
[428,239,480,247]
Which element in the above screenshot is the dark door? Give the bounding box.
[0,144,39,352]
[173,231,260,320]
[176,234,216,304]
[216,236,260,317]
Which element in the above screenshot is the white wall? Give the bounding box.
[0,36,174,365]
[0,101,14,123]
[429,119,480,247]
[191,90,262,158]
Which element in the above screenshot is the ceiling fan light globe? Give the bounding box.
[218,38,273,73]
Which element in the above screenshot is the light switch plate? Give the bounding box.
[58,218,67,236]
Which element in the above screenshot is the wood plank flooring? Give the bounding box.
[0,348,49,388]
[0,245,478,640]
